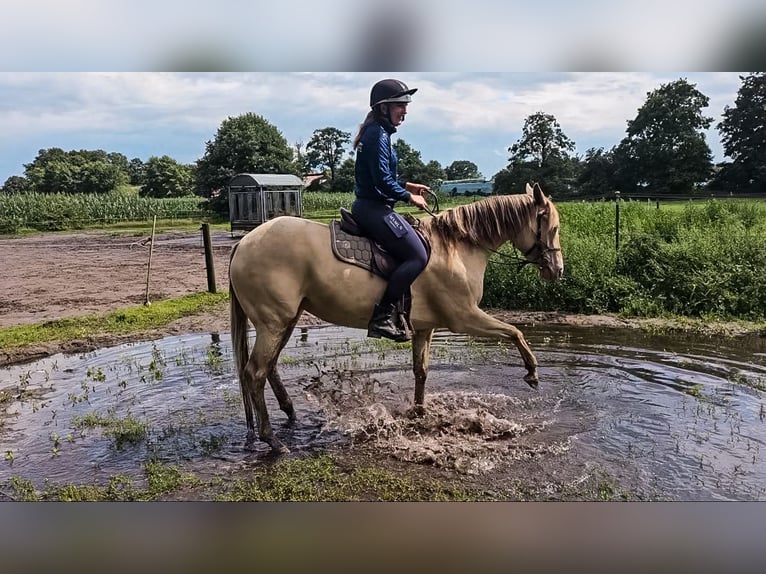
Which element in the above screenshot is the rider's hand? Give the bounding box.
[409,193,428,211]
[405,182,430,197]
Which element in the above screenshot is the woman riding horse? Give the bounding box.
[351,78,431,342]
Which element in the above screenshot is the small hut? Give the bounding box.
[227,173,304,232]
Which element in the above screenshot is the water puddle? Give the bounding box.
[1,324,765,500]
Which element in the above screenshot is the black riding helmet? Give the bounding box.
[370,78,418,108]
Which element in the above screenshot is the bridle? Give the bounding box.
[488,205,561,271]
[518,209,562,268]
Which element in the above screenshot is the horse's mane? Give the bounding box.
[421,194,537,250]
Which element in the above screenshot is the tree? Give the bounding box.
[577,147,619,197]
[333,157,356,194]
[1,175,31,194]
[493,163,544,195]
[717,72,766,192]
[305,127,351,185]
[445,160,481,180]
[292,141,307,176]
[140,155,195,198]
[615,78,713,193]
[107,152,130,176]
[509,112,575,167]
[499,112,578,196]
[23,148,128,194]
[128,158,146,186]
[392,139,446,190]
[195,113,295,214]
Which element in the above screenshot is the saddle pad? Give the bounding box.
[330,221,375,273]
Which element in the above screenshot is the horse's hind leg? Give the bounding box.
[266,315,302,423]
[244,329,291,453]
[411,328,434,415]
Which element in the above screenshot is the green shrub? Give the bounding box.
[482,199,766,320]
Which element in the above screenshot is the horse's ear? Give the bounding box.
[532,182,546,206]
[525,183,533,195]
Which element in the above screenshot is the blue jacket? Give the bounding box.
[354,120,409,206]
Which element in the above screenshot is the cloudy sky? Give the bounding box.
[0,72,746,185]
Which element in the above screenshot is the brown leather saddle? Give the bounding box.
[329,208,431,280]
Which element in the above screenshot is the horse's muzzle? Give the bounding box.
[540,263,564,281]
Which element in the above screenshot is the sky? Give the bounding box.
[0,72,748,185]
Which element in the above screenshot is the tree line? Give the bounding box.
[2,73,765,214]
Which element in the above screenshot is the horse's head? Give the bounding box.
[521,183,563,281]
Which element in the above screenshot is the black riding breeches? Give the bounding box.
[351,198,428,306]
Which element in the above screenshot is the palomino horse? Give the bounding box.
[229,183,563,452]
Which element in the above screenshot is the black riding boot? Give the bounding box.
[367,303,410,342]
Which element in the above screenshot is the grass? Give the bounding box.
[4,461,201,501]
[2,455,480,501]
[0,291,229,350]
[217,455,480,501]
[71,411,150,448]
[1,453,636,501]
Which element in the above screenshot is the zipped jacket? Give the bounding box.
[354,120,409,206]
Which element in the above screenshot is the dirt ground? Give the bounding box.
[0,229,757,368]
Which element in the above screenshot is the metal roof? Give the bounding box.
[229,173,303,187]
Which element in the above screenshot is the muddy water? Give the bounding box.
[1,324,765,500]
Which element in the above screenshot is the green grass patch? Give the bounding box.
[2,454,639,501]
[0,291,229,349]
[4,461,201,501]
[216,455,480,501]
[2,455,477,501]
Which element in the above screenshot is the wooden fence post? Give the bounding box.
[144,216,157,305]
[202,223,217,294]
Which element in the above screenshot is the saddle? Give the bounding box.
[329,208,430,280]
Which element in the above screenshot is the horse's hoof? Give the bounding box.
[524,373,539,389]
[266,437,290,454]
[244,432,258,451]
[406,405,426,419]
[280,402,296,421]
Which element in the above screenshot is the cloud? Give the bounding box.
[0,72,745,183]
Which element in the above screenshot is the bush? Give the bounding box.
[481,198,766,321]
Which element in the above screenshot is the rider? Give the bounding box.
[351,78,430,342]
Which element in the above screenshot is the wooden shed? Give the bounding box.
[228,173,304,232]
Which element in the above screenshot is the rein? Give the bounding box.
[421,189,440,217]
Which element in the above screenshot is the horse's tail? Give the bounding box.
[229,242,252,425]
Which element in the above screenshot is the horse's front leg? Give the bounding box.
[452,308,539,388]
[411,328,434,415]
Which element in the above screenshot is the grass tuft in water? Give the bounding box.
[71,411,149,448]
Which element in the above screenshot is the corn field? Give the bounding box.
[0,192,206,233]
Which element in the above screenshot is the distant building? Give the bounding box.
[439,178,493,197]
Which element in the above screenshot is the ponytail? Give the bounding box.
[353,109,381,149]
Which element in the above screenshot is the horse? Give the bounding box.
[229,182,563,452]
